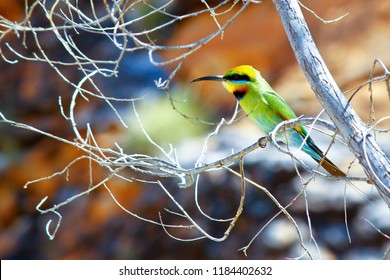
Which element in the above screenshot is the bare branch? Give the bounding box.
[273,0,390,207]
[1,0,388,259]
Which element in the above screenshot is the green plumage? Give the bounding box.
[192,65,345,176]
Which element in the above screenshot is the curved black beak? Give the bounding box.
[191,75,225,83]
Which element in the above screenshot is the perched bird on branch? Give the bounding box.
[192,65,345,176]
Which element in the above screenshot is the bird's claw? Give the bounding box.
[258,136,269,148]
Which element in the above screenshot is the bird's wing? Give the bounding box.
[260,92,346,176]
[260,91,307,137]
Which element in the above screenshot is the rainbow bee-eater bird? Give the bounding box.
[192,65,345,176]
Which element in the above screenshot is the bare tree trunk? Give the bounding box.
[273,0,390,207]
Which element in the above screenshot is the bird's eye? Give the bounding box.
[226,73,250,82]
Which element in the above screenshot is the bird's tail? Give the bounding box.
[312,156,346,177]
[306,138,346,177]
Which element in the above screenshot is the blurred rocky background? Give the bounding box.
[0,0,389,259]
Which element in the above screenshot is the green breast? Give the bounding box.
[239,92,284,134]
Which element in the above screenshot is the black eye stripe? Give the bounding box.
[225,73,251,82]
